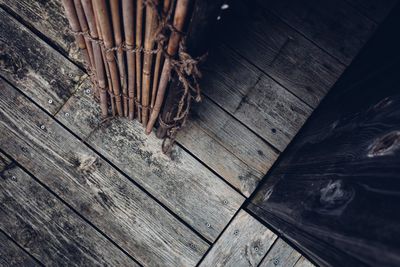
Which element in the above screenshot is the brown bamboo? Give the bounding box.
[146,0,191,134]
[110,0,128,117]
[122,0,136,120]
[141,1,158,126]
[151,0,172,109]
[62,0,91,65]
[94,0,123,116]
[136,0,144,122]
[81,0,108,117]
[74,0,95,69]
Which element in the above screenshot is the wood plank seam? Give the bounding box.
[220,42,314,111]
[203,94,282,154]
[256,0,367,66]
[0,77,212,248]
[0,4,85,69]
[1,8,245,242]
[0,148,142,266]
[0,228,43,266]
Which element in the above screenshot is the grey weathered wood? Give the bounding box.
[57,84,245,241]
[0,231,40,267]
[258,0,377,65]
[0,0,83,64]
[0,8,84,114]
[199,210,277,267]
[0,151,12,172]
[57,79,274,197]
[346,0,398,23]
[0,164,139,266]
[259,238,301,267]
[221,1,345,108]
[177,120,265,197]
[202,45,312,151]
[0,78,209,266]
[294,257,315,267]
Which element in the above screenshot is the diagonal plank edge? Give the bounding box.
[0,230,40,266]
[1,164,139,266]
[0,77,209,266]
[0,7,85,114]
[56,84,245,242]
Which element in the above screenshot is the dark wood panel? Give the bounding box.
[258,0,376,65]
[248,17,400,265]
[0,230,39,267]
[218,0,345,108]
[1,162,139,266]
[0,78,209,266]
[346,0,398,22]
[0,8,84,114]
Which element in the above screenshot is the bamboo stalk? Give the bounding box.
[82,0,109,117]
[151,0,172,109]
[122,0,136,120]
[94,0,123,116]
[74,0,95,69]
[62,0,91,65]
[136,0,144,122]
[146,0,191,134]
[110,0,128,117]
[141,1,158,126]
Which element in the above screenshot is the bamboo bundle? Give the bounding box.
[62,0,213,153]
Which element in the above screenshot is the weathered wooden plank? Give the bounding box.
[0,164,139,266]
[0,151,12,172]
[57,78,273,197]
[220,0,345,108]
[0,8,84,114]
[294,257,315,267]
[0,231,40,267]
[258,0,377,65]
[0,0,83,64]
[177,120,264,197]
[346,0,398,23]
[199,210,277,267]
[57,84,245,241]
[202,45,312,151]
[259,238,301,267]
[0,78,209,266]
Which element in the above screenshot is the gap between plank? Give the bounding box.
[0,76,212,247]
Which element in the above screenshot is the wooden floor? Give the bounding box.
[0,0,392,265]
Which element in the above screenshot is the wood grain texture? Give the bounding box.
[294,257,315,267]
[346,0,398,23]
[177,119,265,198]
[178,96,279,196]
[0,78,209,266]
[0,164,138,266]
[58,78,272,198]
[258,0,377,65]
[86,118,244,243]
[249,26,400,266]
[0,231,39,267]
[0,0,83,64]
[0,151,12,172]
[202,44,312,151]
[259,238,301,267]
[219,0,345,108]
[57,82,245,241]
[0,8,84,114]
[199,210,277,267]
